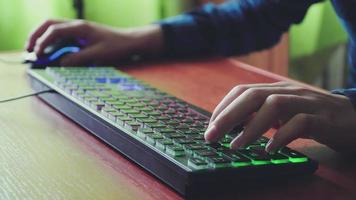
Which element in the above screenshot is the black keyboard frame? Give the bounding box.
[28,67,318,198]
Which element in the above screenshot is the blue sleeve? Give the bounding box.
[332,88,356,108]
[159,0,324,58]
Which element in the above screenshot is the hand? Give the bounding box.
[26,19,164,66]
[204,81,356,153]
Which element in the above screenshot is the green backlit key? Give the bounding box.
[145,123,166,129]
[116,116,133,126]
[195,149,218,158]
[221,150,251,167]
[137,128,154,140]
[166,145,185,157]
[146,133,164,145]
[207,156,231,168]
[238,147,271,165]
[124,120,141,131]
[279,148,308,163]
[188,157,208,169]
[107,111,125,122]
[155,139,174,150]
[270,152,289,164]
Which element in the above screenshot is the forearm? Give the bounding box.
[126,24,164,58]
[159,0,323,58]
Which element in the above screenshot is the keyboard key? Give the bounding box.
[107,111,125,122]
[238,147,271,165]
[154,115,171,121]
[251,137,269,146]
[137,128,154,140]
[182,118,194,124]
[124,121,141,131]
[220,137,233,148]
[128,103,145,108]
[90,101,105,111]
[145,123,166,129]
[206,143,225,152]
[175,124,190,131]
[116,116,132,126]
[181,128,200,135]
[270,152,290,164]
[166,120,180,126]
[148,111,162,117]
[184,143,207,151]
[123,109,141,115]
[173,138,196,145]
[195,149,218,158]
[221,150,251,167]
[207,156,231,168]
[188,157,208,169]
[108,101,125,107]
[128,113,148,119]
[279,148,308,163]
[139,106,154,112]
[137,118,157,124]
[155,128,175,134]
[155,139,174,150]
[113,105,131,111]
[146,133,164,145]
[162,132,185,139]
[166,145,185,157]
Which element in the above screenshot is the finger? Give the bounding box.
[230,94,320,149]
[209,81,291,124]
[265,113,321,152]
[60,46,100,66]
[34,21,90,55]
[204,86,311,142]
[26,19,65,52]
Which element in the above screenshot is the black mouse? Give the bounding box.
[25,38,83,68]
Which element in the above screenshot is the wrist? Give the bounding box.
[331,88,356,109]
[128,24,164,57]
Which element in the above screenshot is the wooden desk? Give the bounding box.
[0,52,355,199]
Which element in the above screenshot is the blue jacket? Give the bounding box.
[159,0,356,106]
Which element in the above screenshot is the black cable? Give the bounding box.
[0,89,56,103]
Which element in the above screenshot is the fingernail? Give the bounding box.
[204,124,217,142]
[265,138,275,153]
[230,133,245,149]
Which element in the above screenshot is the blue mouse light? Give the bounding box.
[25,38,82,68]
[48,46,81,61]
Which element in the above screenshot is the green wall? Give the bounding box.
[0,0,75,51]
[84,0,161,27]
[290,1,347,60]
[83,0,189,27]
[0,0,186,51]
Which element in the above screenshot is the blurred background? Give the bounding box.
[0,0,348,90]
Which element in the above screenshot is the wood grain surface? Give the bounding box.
[0,52,356,200]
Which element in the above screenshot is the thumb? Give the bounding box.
[60,46,99,66]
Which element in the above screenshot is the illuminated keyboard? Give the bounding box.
[28,67,318,198]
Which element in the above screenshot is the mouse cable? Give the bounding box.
[0,89,56,104]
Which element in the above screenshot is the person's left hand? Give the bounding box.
[204,81,356,153]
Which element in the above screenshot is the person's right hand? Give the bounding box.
[26,19,164,66]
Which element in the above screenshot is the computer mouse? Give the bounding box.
[25,38,83,68]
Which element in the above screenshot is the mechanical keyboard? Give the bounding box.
[28,67,318,198]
